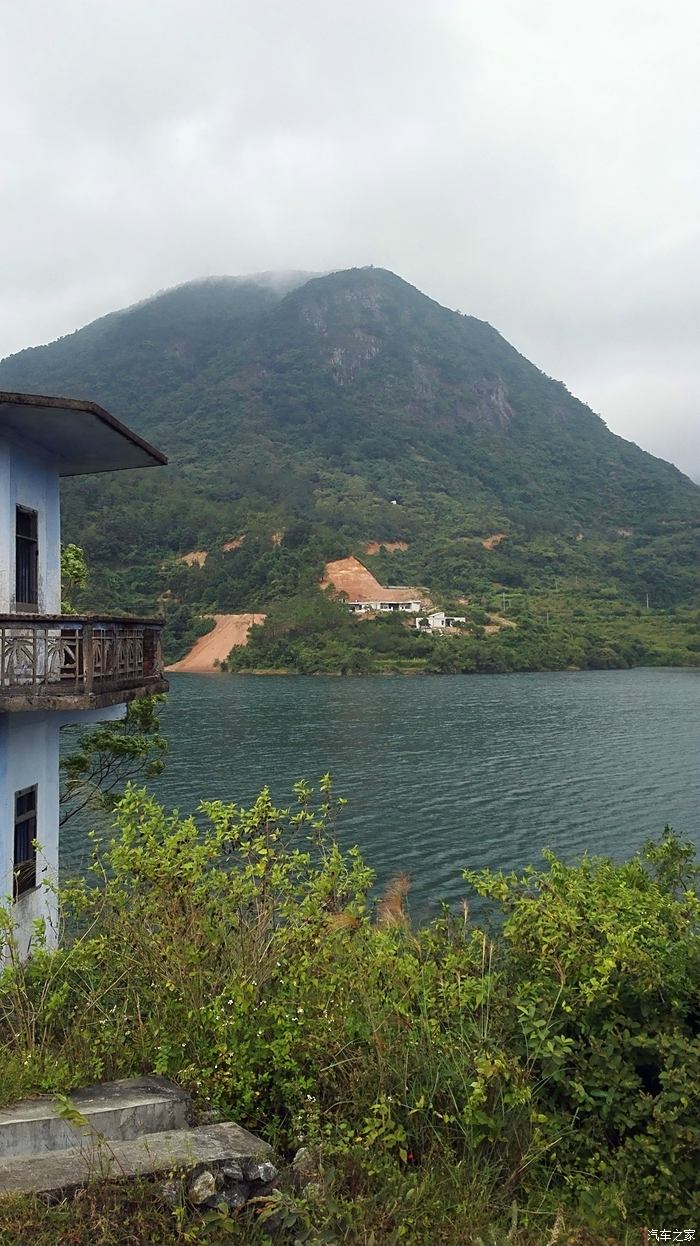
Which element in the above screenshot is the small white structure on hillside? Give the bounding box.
[0,391,167,956]
[415,610,466,632]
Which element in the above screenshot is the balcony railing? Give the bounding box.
[0,615,166,707]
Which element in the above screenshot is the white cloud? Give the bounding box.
[0,0,697,476]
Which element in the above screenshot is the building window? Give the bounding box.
[15,506,39,611]
[14,786,37,898]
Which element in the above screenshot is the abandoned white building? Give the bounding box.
[322,556,424,615]
[348,589,423,614]
[415,610,467,631]
[0,391,167,955]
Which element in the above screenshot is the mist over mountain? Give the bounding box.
[0,266,696,623]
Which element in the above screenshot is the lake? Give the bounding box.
[61,668,700,918]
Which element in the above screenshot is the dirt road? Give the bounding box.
[166,613,266,673]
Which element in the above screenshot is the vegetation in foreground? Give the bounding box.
[1,783,699,1243]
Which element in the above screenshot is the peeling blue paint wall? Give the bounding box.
[0,434,61,614]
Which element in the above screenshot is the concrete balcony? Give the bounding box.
[0,615,168,713]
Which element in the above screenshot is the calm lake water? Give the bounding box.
[61,668,700,917]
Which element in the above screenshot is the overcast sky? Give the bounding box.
[1,0,698,478]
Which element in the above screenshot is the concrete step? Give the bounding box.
[0,1076,191,1158]
[0,1121,274,1199]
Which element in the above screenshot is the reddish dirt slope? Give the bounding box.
[364,540,409,555]
[178,550,208,566]
[321,556,387,600]
[321,556,422,604]
[322,556,426,605]
[166,613,266,673]
[481,532,507,550]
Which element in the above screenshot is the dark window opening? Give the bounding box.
[14,786,38,898]
[15,507,39,612]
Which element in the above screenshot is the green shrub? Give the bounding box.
[1,790,698,1239]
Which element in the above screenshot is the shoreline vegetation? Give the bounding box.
[1,780,699,1242]
[158,523,699,675]
[211,585,699,678]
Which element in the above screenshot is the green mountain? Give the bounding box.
[1,266,697,666]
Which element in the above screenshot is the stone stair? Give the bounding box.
[0,1075,190,1158]
[0,1077,275,1206]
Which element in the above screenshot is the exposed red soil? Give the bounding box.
[321,556,422,604]
[364,540,409,555]
[166,613,266,673]
[178,550,208,567]
[481,532,507,551]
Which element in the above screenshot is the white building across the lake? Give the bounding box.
[415,610,466,631]
[348,591,423,614]
[0,391,167,956]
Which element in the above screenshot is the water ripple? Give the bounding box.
[61,668,700,919]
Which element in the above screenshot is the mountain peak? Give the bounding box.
[0,265,695,619]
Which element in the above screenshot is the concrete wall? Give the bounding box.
[0,434,61,614]
[0,712,60,954]
[0,704,125,958]
[350,600,422,614]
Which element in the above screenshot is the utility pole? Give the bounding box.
[645,592,650,610]
[546,610,550,627]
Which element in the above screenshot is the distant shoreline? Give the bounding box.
[167,661,699,678]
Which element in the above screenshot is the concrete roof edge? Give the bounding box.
[0,391,168,466]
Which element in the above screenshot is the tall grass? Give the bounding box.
[1,784,698,1241]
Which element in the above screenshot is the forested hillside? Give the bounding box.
[1,267,697,666]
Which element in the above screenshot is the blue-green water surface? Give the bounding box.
[61,668,699,915]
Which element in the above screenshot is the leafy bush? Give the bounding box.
[60,696,167,826]
[60,543,89,614]
[1,789,698,1239]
